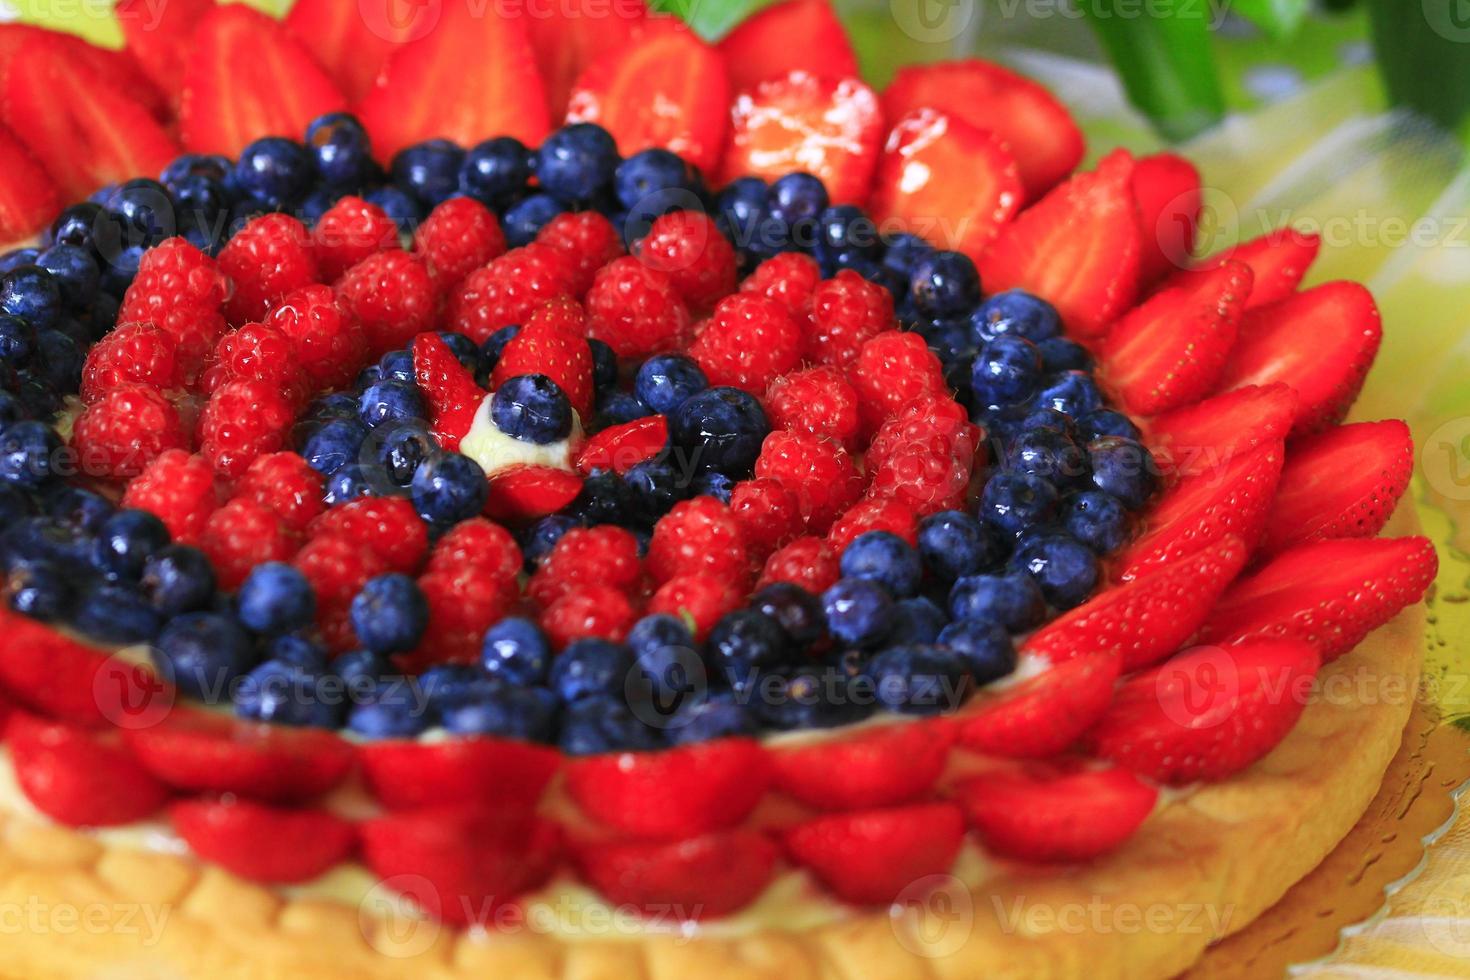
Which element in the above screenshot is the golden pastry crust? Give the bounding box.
[0,513,1427,980]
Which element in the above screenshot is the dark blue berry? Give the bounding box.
[233,137,313,209]
[756,665,872,730]
[948,572,1047,631]
[348,679,433,738]
[72,583,162,644]
[614,148,696,211]
[937,619,1016,684]
[1035,370,1103,417]
[1006,427,1087,486]
[670,386,769,476]
[235,661,342,728]
[980,472,1059,537]
[884,596,949,645]
[881,232,934,277]
[358,379,425,428]
[708,609,789,691]
[766,172,829,249]
[691,470,734,503]
[1010,530,1099,609]
[0,421,60,489]
[144,545,221,618]
[154,612,255,701]
[237,562,316,634]
[822,578,896,648]
[439,331,481,373]
[520,515,578,570]
[918,510,1006,581]
[750,583,826,647]
[480,324,521,374]
[267,635,329,671]
[588,338,618,392]
[34,246,99,312]
[440,684,557,740]
[7,560,70,620]
[302,419,367,475]
[376,422,439,487]
[623,459,687,524]
[491,374,572,443]
[459,136,533,207]
[972,289,1061,344]
[91,509,169,581]
[1078,409,1141,442]
[1088,436,1157,509]
[865,644,968,715]
[44,489,111,536]
[305,113,375,189]
[564,467,634,525]
[840,531,923,598]
[0,266,62,331]
[392,139,466,207]
[0,315,35,365]
[559,696,660,755]
[32,330,82,393]
[667,692,757,745]
[103,179,175,248]
[1063,490,1129,553]
[972,335,1043,407]
[715,176,767,253]
[350,574,429,654]
[537,123,619,204]
[325,464,375,505]
[48,203,104,252]
[593,390,652,429]
[627,613,703,705]
[364,186,423,233]
[502,193,566,248]
[481,616,552,686]
[550,638,635,703]
[378,349,416,382]
[1037,336,1092,373]
[911,251,980,317]
[634,353,707,414]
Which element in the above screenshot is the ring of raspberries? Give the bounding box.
[0,7,1438,928]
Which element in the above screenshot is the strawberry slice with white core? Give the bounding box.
[170,797,356,884]
[956,763,1157,862]
[767,718,955,811]
[572,829,779,920]
[954,651,1121,758]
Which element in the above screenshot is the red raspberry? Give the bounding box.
[536,211,625,296]
[200,497,298,590]
[633,210,737,310]
[425,518,522,592]
[268,285,369,389]
[866,401,981,516]
[646,497,750,588]
[71,384,188,480]
[80,322,182,404]
[292,532,386,609]
[117,237,229,370]
[404,567,512,671]
[740,252,821,315]
[764,366,861,449]
[218,214,320,326]
[529,526,642,606]
[540,584,638,649]
[647,574,743,643]
[729,477,804,560]
[121,450,220,545]
[414,197,507,291]
[848,331,947,433]
[688,294,803,395]
[867,449,973,516]
[312,195,402,282]
[205,321,308,400]
[757,536,840,593]
[309,497,428,575]
[753,430,865,534]
[197,378,296,478]
[865,394,974,464]
[232,452,326,533]
[447,243,575,343]
[807,269,896,368]
[334,250,439,357]
[828,498,921,552]
[584,256,689,358]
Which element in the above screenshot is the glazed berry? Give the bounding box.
[550,638,635,703]
[233,137,314,210]
[1064,490,1129,554]
[918,511,1005,582]
[364,186,423,232]
[584,256,689,359]
[667,693,758,745]
[491,374,573,444]
[758,665,871,730]
[35,245,99,312]
[392,139,465,207]
[503,193,567,248]
[886,596,949,644]
[459,136,533,207]
[219,214,319,325]
[911,250,981,318]
[448,243,575,343]
[690,293,803,395]
[303,419,368,475]
[751,582,827,647]
[646,496,747,586]
[154,612,256,700]
[234,660,341,728]
[521,515,578,570]
[823,578,896,648]
[937,619,1016,684]
[626,613,701,703]
[411,452,488,528]
[765,172,829,248]
[311,195,400,282]
[559,696,660,755]
[1088,436,1157,509]
[481,617,552,686]
[972,335,1043,407]
[237,562,316,635]
[1078,409,1141,442]
[840,531,923,598]
[754,429,864,534]
[623,460,686,525]
[0,421,60,489]
[716,176,768,252]
[7,561,70,620]
[535,211,626,295]
[377,424,438,487]
[948,572,1047,632]
[414,198,506,292]
[1036,370,1104,417]
[305,113,375,189]
[201,498,297,591]
[1007,428,1087,486]
[72,583,162,644]
[537,123,620,203]
[972,289,1061,344]
[121,450,218,545]
[312,497,428,576]
[763,366,861,449]
[635,210,738,309]
[348,680,432,738]
[358,379,425,429]
[1037,337,1092,374]
[138,544,216,617]
[728,474,805,557]
[0,265,61,331]
[807,270,896,369]
[0,315,34,366]
[758,535,841,593]
[48,202,104,252]
[440,685,557,740]
[199,378,296,478]
[91,509,169,582]
[564,468,635,526]
[671,386,770,476]
[42,489,108,536]
[350,573,429,654]
[587,338,618,394]
[335,250,438,356]
[1011,530,1099,609]
[269,635,328,671]
[615,148,696,210]
[817,204,880,266]
[865,644,968,715]
[692,471,735,503]
[980,472,1060,537]
[708,609,789,691]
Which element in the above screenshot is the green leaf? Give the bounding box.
[647,0,784,41]
[1228,0,1311,41]
[1367,0,1470,142]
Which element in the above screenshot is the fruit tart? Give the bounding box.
[0,3,1436,978]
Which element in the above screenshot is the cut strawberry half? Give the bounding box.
[767,719,955,811]
[954,651,1121,758]
[722,71,883,206]
[412,332,484,452]
[1261,420,1414,557]
[576,415,669,475]
[867,108,1023,264]
[484,465,585,521]
[116,0,216,100]
[0,24,169,122]
[170,797,356,884]
[359,736,560,811]
[573,828,779,920]
[1132,152,1202,285]
[1198,536,1437,660]
[122,709,356,802]
[565,738,770,839]
[6,713,170,827]
[1103,260,1253,416]
[979,150,1142,339]
[361,805,561,926]
[0,123,59,245]
[490,299,596,419]
[881,59,1084,200]
[717,0,858,96]
[1087,639,1321,783]
[285,0,428,103]
[1184,228,1321,309]
[357,0,550,162]
[1025,536,1248,672]
[0,609,168,727]
[1147,383,1299,478]
[526,0,646,118]
[783,802,965,905]
[1116,439,1285,580]
[567,22,729,177]
[1216,281,1382,437]
[180,4,347,158]
[955,763,1157,862]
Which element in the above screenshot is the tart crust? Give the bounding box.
[0,511,1428,980]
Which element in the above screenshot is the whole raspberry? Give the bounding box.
[309,497,428,575]
[867,447,973,516]
[764,366,861,449]
[198,378,297,477]
[117,237,229,369]
[866,399,980,515]
[536,211,625,296]
[292,532,386,609]
[80,322,182,404]
[205,321,308,399]
[739,252,821,315]
[757,536,840,593]
[71,384,188,479]
[200,497,298,590]
[827,497,921,552]
[218,214,320,326]
[647,574,743,642]
[414,197,507,291]
[529,525,642,606]
[865,395,974,465]
[848,331,947,433]
[646,497,749,588]
[232,452,326,533]
[688,294,803,395]
[728,477,803,559]
[122,450,220,544]
[312,195,402,282]
[540,583,638,649]
[807,269,896,368]
[334,250,439,357]
[753,430,865,534]
[584,256,689,359]
[447,243,575,343]
[633,211,737,311]
[268,284,369,389]
[403,566,511,671]
[425,518,522,592]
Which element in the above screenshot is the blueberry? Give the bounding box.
[7,560,71,620]
[233,137,314,209]
[559,695,661,754]
[348,679,433,738]
[0,421,60,489]
[1035,370,1103,417]
[520,515,578,570]
[885,596,949,645]
[502,193,567,248]
[392,139,466,207]
[305,113,375,188]
[550,638,635,703]
[691,470,734,503]
[708,609,789,691]
[1088,436,1157,509]
[0,266,62,331]
[750,583,827,647]
[0,249,39,274]
[325,463,375,505]
[267,635,330,671]
[1007,427,1087,486]
[537,123,619,204]
[586,338,618,394]
[634,354,708,415]
[765,172,829,249]
[140,544,219,617]
[756,665,872,730]
[364,186,423,233]
[439,331,482,373]
[865,644,968,715]
[0,315,35,366]
[99,244,145,297]
[440,684,557,740]
[234,660,342,728]
[1035,336,1089,373]
[479,324,521,373]
[667,692,758,745]
[32,330,83,392]
[34,246,99,313]
[564,468,634,525]
[161,153,230,188]
[377,423,439,487]
[0,391,25,433]
[816,204,881,267]
[359,379,425,428]
[972,289,1061,344]
[917,510,1006,581]
[1010,530,1099,609]
[103,179,175,247]
[413,453,490,529]
[822,579,896,648]
[491,374,573,443]
[460,136,533,207]
[915,316,975,366]
[881,232,934,277]
[840,532,922,598]
[937,619,1016,684]
[154,612,255,700]
[237,562,316,634]
[623,459,687,524]
[481,616,552,686]
[171,174,231,237]
[303,419,368,475]
[350,574,429,654]
[91,509,169,581]
[71,583,162,643]
[715,176,767,252]
[1078,409,1141,442]
[298,187,341,228]
[1063,490,1129,554]
[333,648,389,691]
[48,203,104,253]
[614,148,695,211]
[593,390,652,429]
[378,349,416,382]
[948,572,1047,631]
[41,487,105,532]
[627,613,702,704]
[972,335,1043,407]
[670,387,769,476]
[2,517,91,575]
[911,251,980,317]
[979,472,1059,537]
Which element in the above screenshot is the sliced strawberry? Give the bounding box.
[1087,639,1320,783]
[117,0,216,99]
[1116,439,1284,580]
[412,332,485,452]
[566,21,728,176]
[1215,282,1382,437]
[1185,228,1321,309]
[0,609,168,727]
[881,59,1083,200]
[483,465,585,521]
[954,652,1120,758]
[123,709,356,802]
[955,763,1157,862]
[1103,260,1252,416]
[1198,537,1437,660]
[783,803,964,905]
[576,416,669,475]
[1261,420,1414,557]
[722,71,883,206]
[1132,153,1201,285]
[0,24,169,122]
[7,713,169,827]
[361,805,561,926]
[717,0,857,96]
[573,829,778,920]
[1147,383,1299,478]
[565,739,770,839]
[768,719,954,810]
[2,38,177,201]
[285,0,426,103]
[170,797,356,884]
[490,298,595,419]
[979,149,1141,339]
[526,0,646,117]
[359,737,560,811]
[867,108,1023,263]
[1025,536,1248,671]
[357,0,549,162]
[0,123,59,245]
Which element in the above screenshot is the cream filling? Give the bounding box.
[457,393,582,477]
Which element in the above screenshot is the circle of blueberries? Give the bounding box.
[0,114,1159,755]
